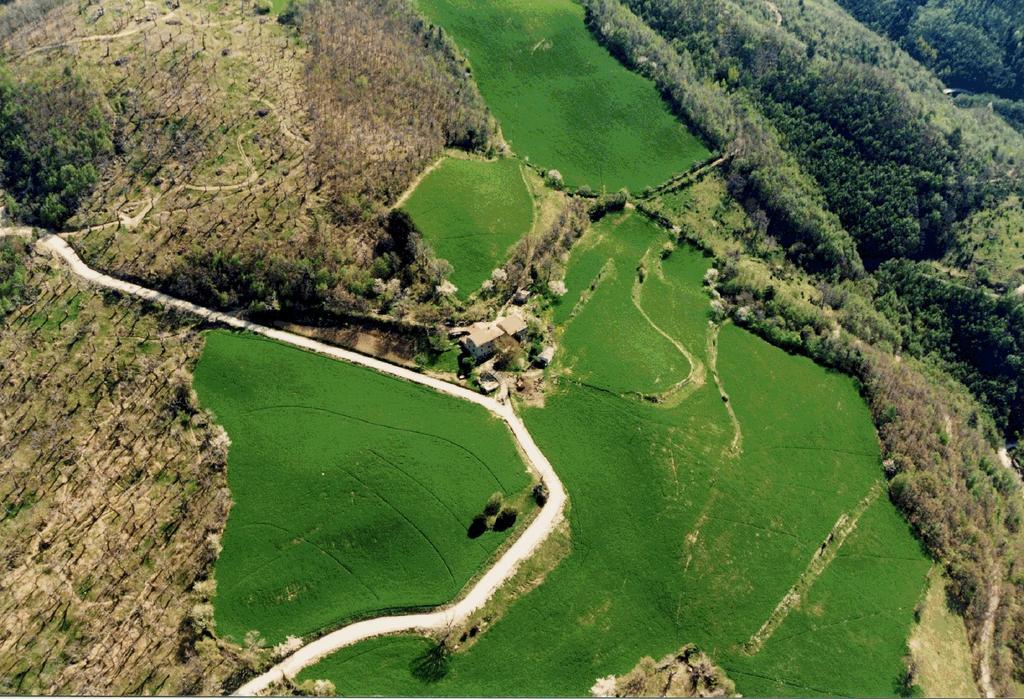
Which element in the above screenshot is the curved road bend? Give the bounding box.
[33,234,567,696]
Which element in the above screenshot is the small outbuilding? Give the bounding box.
[535,346,555,368]
[478,371,502,394]
[512,289,532,305]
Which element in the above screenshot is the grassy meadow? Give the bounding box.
[297,212,930,695]
[556,213,691,394]
[908,569,979,698]
[193,331,532,644]
[403,157,534,298]
[415,0,709,191]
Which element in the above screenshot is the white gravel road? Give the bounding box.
[34,233,567,696]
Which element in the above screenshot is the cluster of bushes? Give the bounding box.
[586,189,628,221]
[490,198,589,303]
[466,493,518,538]
[165,249,338,315]
[0,67,113,229]
[0,239,28,317]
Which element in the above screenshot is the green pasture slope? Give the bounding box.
[555,213,690,395]
[415,0,709,191]
[193,331,531,644]
[403,157,533,298]
[298,212,930,696]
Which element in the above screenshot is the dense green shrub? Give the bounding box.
[0,240,28,316]
[492,507,517,532]
[0,68,112,229]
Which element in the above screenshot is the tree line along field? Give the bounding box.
[400,156,534,298]
[192,331,533,646]
[296,211,930,696]
[415,0,709,192]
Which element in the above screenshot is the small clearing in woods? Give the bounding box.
[908,569,979,698]
[401,156,534,298]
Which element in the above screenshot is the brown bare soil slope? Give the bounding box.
[0,241,252,694]
[0,0,490,319]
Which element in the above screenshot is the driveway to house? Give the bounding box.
[34,233,568,696]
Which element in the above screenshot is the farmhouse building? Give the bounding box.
[459,314,531,362]
[461,325,505,361]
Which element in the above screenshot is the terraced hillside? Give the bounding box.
[297,212,930,696]
[0,239,248,694]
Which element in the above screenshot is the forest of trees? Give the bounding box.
[836,0,1024,101]
[301,0,492,226]
[0,238,27,316]
[875,261,1024,437]
[0,68,112,228]
[582,0,864,277]
[619,0,1006,268]
[583,0,1022,440]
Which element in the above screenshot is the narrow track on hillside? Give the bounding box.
[630,253,707,404]
[32,233,568,697]
[978,577,1001,698]
[707,323,742,456]
[742,481,882,655]
[0,226,33,239]
[184,130,260,193]
[15,11,237,57]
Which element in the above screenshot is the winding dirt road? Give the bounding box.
[33,233,567,696]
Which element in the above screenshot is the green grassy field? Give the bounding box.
[415,0,709,192]
[403,157,534,298]
[908,569,979,698]
[193,331,532,644]
[556,213,690,394]
[951,193,1024,290]
[298,212,929,695]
